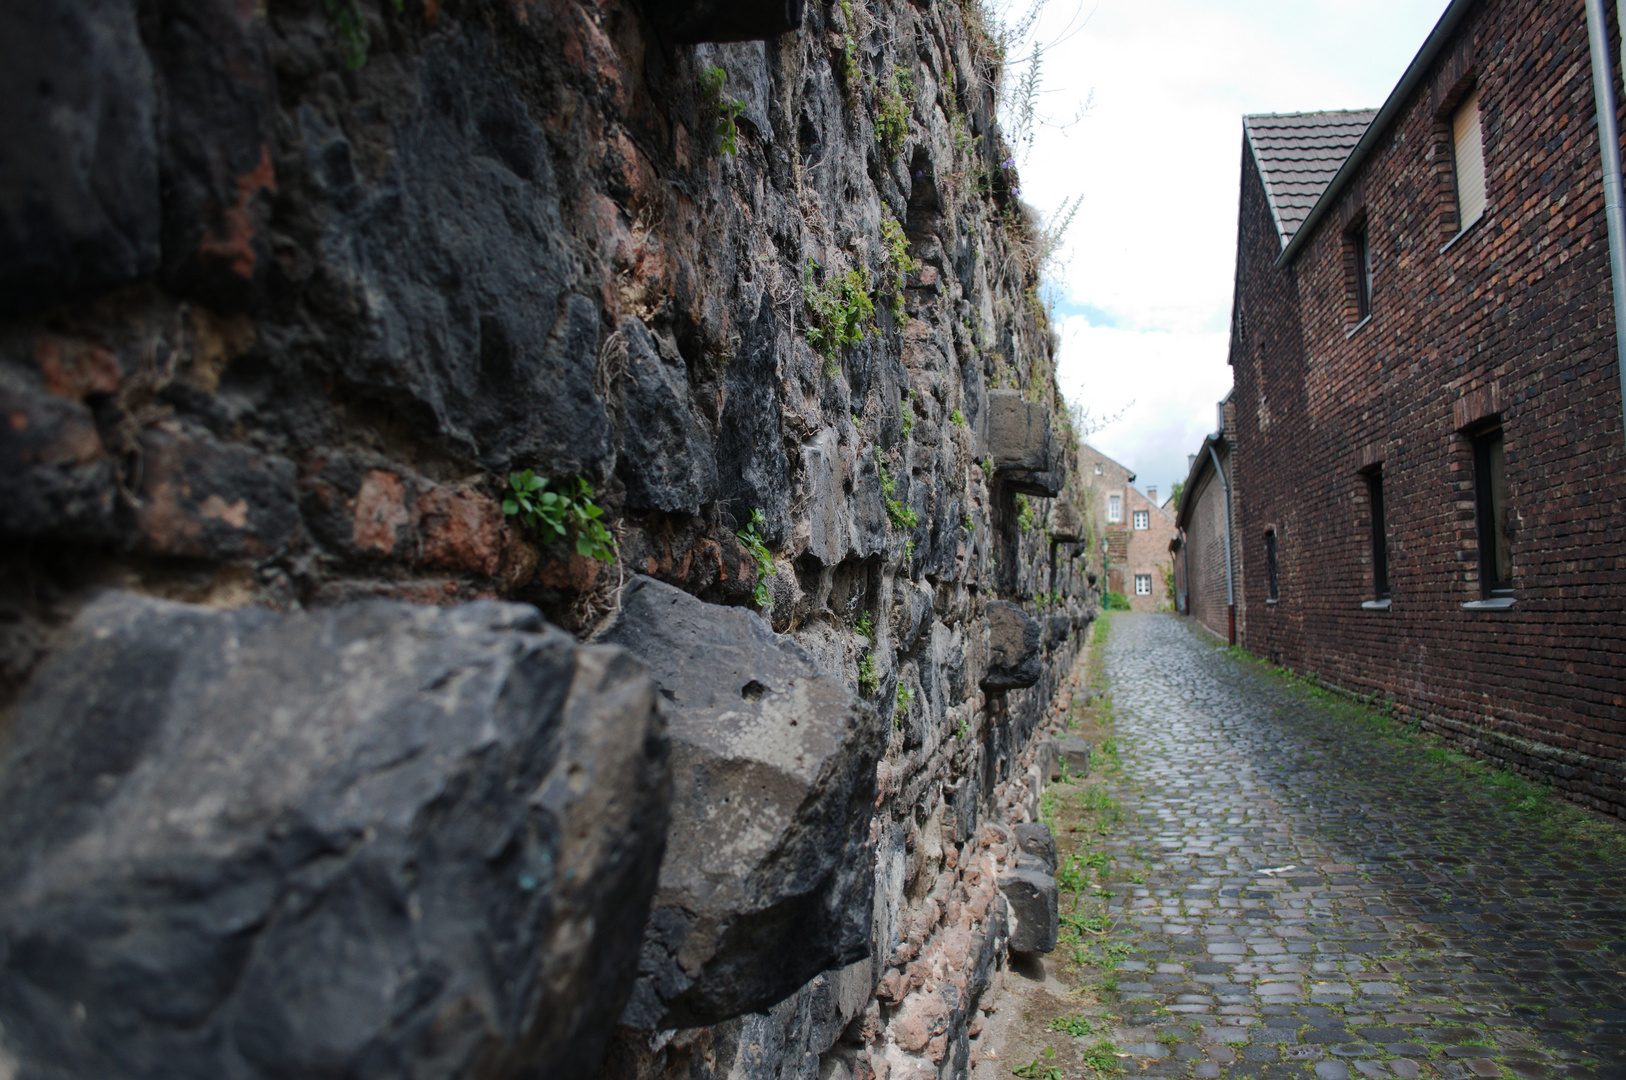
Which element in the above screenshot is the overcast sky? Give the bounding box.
[1011,0,1453,502]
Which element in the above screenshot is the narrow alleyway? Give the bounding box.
[987,613,1626,1080]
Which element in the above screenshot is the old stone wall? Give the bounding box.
[1228,0,1626,817]
[0,0,1098,1076]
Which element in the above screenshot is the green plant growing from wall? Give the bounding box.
[805,263,874,364]
[950,408,966,428]
[877,462,918,530]
[893,683,914,729]
[1017,493,1036,532]
[323,0,402,70]
[855,610,875,641]
[874,68,915,151]
[858,652,878,694]
[735,507,775,608]
[503,472,616,562]
[699,66,746,155]
[879,217,919,322]
[900,397,915,441]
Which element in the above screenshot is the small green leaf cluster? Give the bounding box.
[1104,590,1132,611]
[879,217,918,322]
[858,652,878,694]
[961,512,974,532]
[1081,1040,1125,1075]
[892,684,914,729]
[323,0,402,70]
[900,398,914,441]
[877,463,918,530]
[503,471,616,562]
[1017,493,1036,532]
[805,264,875,364]
[700,66,745,155]
[874,68,914,151]
[1050,1014,1093,1037]
[950,408,966,428]
[1012,1047,1063,1080]
[735,507,775,609]
[855,610,874,641]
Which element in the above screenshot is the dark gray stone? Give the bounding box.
[717,296,791,545]
[982,391,1063,497]
[1058,735,1092,779]
[981,601,1042,690]
[1034,738,1061,783]
[1044,614,1071,651]
[646,0,805,43]
[615,318,718,515]
[0,0,160,315]
[999,868,1058,954]
[0,592,670,1080]
[1049,498,1085,542]
[309,32,609,477]
[1013,822,1056,874]
[0,372,118,541]
[599,576,882,1029]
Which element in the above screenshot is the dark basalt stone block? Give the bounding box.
[999,868,1058,954]
[981,600,1042,690]
[644,0,805,45]
[982,390,1063,497]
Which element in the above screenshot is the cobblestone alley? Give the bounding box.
[1002,614,1626,1080]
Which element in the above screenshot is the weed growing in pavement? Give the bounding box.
[1050,1014,1094,1037]
[1012,1049,1063,1080]
[1081,1040,1124,1075]
[735,508,775,609]
[504,471,616,562]
[1157,1029,1181,1046]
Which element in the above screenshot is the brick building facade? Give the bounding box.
[1079,443,1177,612]
[1172,397,1242,643]
[1227,0,1626,816]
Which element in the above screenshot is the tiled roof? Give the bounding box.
[1244,110,1377,250]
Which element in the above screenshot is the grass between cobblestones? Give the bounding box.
[1006,613,1626,1080]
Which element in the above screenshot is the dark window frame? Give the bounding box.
[1351,223,1373,321]
[1363,466,1390,600]
[1471,422,1513,598]
[1264,528,1279,601]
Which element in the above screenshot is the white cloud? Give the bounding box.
[1010,0,1452,491]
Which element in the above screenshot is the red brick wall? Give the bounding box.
[1183,446,1240,641]
[1231,0,1626,817]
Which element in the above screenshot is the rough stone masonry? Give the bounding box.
[0,0,1100,1076]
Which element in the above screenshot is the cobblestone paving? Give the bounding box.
[1089,614,1626,1080]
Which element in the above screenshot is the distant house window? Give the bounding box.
[1364,466,1390,599]
[1134,574,1152,596]
[1453,89,1486,231]
[1107,495,1121,523]
[1094,463,1103,475]
[1350,221,1373,321]
[1133,510,1149,530]
[1265,529,1279,601]
[1472,423,1513,597]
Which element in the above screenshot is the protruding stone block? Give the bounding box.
[1049,497,1085,542]
[1034,738,1061,784]
[1058,734,1093,779]
[1013,822,1057,874]
[0,593,670,1079]
[600,576,882,1029]
[999,868,1058,953]
[1045,614,1071,651]
[981,600,1042,690]
[983,390,1063,496]
[644,0,805,42]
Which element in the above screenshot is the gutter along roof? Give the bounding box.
[1272,0,1482,268]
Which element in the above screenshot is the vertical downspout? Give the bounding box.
[1586,0,1626,446]
[1206,443,1236,646]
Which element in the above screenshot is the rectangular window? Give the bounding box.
[1351,223,1373,320]
[1134,573,1152,596]
[1107,495,1121,523]
[1133,510,1149,530]
[1453,89,1486,230]
[1365,467,1390,599]
[1473,424,1512,596]
[1265,529,1279,601]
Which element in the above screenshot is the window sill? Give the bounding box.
[1440,211,1485,254]
[1360,599,1391,611]
[1461,597,1516,611]
[1265,598,1279,606]
[1344,315,1373,341]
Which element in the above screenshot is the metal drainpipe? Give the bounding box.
[1207,443,1236,647]
[1586,0,1626,447]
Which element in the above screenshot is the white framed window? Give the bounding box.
[1133,510,1149,530]
[1094,463,1103,475]
[1453,89,1486,231]
[1107,495,1121,523]
[1134,574,1152,596]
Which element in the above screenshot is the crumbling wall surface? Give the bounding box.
[0,0,1098,1077]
